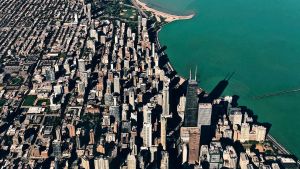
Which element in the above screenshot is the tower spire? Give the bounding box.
[189,69,192,80]
[195,66,197,81]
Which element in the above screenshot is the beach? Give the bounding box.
[132,0,194,22]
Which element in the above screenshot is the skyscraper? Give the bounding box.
[127,154,137,169]
[87,4,92,22]
[160,151,169,169]
[76,135,81,149]
[239,153,249,169]
[142,123,152,147]
[78,59,86,72]
[94,156,109,169]
[151,43,155,58]
[162,78,170,117]
[74,13,78,24]
[177,95,186,120]
[197,103,212,127]
[188,127,200,164]
[182,143,188,163]
[240,123,250,142]
[77,81,85,96]
[149,146,158,163]
[143,105,151,124]
[160,116,167,150]
[183,71,199,127]
[45,67,55,81]
[67,124,76,137]
[223,146,237,169]
[113,75,120,94]
[229,108,243,126]
[81,156,90,169]
[89,129,95,145]
[129,89,135,110]
[256,125,267,142]
[110,96,120,122]
[56,126,61,141]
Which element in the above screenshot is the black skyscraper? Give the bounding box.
[183,71,199,127]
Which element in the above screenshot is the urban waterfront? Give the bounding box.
[0,0,298,167]
[143,0,300,157]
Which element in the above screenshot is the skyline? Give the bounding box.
[0,0,298,169]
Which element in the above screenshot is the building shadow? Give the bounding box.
[157,45,167,54]
[231,95,240,107]
[204,80,229,103]
[159,54,170,67]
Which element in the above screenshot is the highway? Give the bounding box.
[267,134,290,155]
[130,0,148,18]
[266,134,300,165]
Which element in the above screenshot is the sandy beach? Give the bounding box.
[132,0,194,22]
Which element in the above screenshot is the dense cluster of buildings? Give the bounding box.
[0,0,298,169]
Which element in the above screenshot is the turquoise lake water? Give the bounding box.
[143,0,300,157]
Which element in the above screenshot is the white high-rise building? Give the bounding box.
[87,4,92,22]
[142,123,152,147]
[161,116,167,150]
[197,103,212,127]
[223,146,237,169]
[149,146,157,162]
[143,105,151,124]
[87,39,95,53]
[90,29,98,41]
[94,156,110,169]
[229,108,243,126]
[56,126,61,141]
[45,67,55,81]
[78,59,86,72]
[162,78,170,116]
[142,18,147,28]
[82,156,90,169]
[53,85,63,95]
[160,151,169,169]
[182,143,188,164]
[177,95,186,120]
[113,75,120,94]
[239,153,249,169]
[127,154,136,169]
[74,13,78,24]
[240,123,250,142]
[64,61,70,74]
[256,125,267,142]
[80,71,89,87]
[77,81,85,96]
[137,16,141,34]
[151,43,155,57]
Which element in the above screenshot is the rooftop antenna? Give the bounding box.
[189,69,192,80]
[195,66,198,81]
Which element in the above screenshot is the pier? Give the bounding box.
[253,88,300,100]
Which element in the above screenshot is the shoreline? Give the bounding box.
[131,0,299,161]
[155,27,191,87]
[132,0,195,22]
